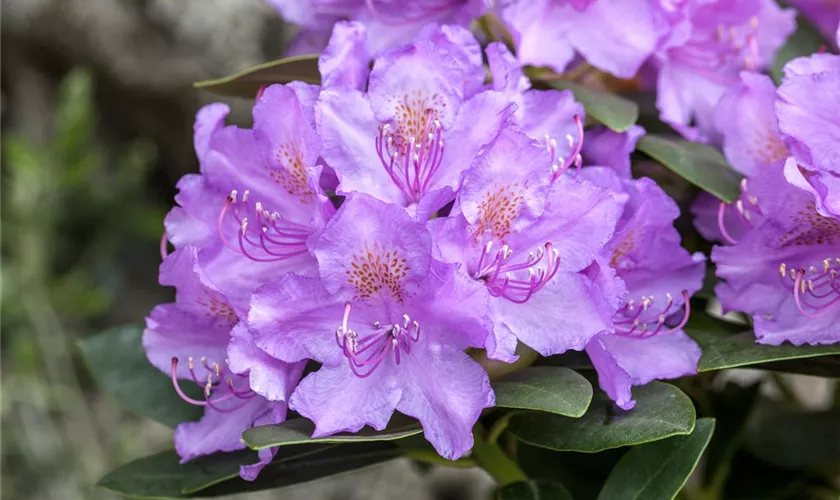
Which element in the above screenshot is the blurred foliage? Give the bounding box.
[1,68,172,500]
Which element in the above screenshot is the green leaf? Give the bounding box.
[543,79,639,133]
[597,418,716,500]
[685,313,840,372]
[495,480,574,500]
[243,414,422,450]
[492,366,592,417]
[194,55,320,98]
[78,325,202,428]
[746,402,840,469]
[98,442,401,499]
[771,13,826,84]
[636,135,742,202]
[508,382,696,453]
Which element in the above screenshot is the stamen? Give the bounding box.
[476,242,561,303]
[375,115,445,202]
[169,356,256,410]
[337,307,422,378]
[548,115,584,183]
[217,191,311,262]
[717,201,740,245]
[614,291,691,338]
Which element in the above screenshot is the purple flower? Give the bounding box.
[496,0,669,78]
[581,167,705,410]
[777,52,840,219]
[429,129,625,362]
[143,247,304,479]
[316,30,513,217]
[163,84,334,307]
[654,0,796,141]
[486,42,587,178]
[712,163,840,346]
[269,0,486,56]
[247,194,494,460]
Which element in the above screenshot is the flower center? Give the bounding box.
[674,17,760,82]
[613,290,691,338]
[217,190,311,262]
[197,291,238,325]
[779,258,840,318]
[170,356,256,413]
[473,241,561,304]
[270,142,315,203]
[335,303,421,378]
[345,244,410,302]
[375,94,446,202]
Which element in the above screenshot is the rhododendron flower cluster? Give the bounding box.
[134,0,840,484]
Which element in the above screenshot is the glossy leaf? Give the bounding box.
[78,325,202,428]
[243,414,422,450]
[544,79,639,133]
[597,418,716,500]
[98,442,400,499]
[492,366,593,417]
[636,135,742,202]
[508,382,696,453]
[194,55,320,98]
[685,314,840,372]
[495,480,574,500]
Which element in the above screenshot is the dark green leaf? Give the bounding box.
[543,79,639,133]
[98,442,401,499]
[771,13,826,84]
[243,414,421,450]
[508,382,696,453]
[78,325,202,428]
[98,449,251,499]
[746,402,840,469]
[685,314,840,372]
[492,366,592,417]
[597,418,715,500]
[194,55,320,98]
[495,480,573,500]
[636,135,742,202]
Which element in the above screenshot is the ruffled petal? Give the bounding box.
[290,364,401,437]
[396,343,494,460]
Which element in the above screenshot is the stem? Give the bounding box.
[471,424,527,486]
[487,412,516,444]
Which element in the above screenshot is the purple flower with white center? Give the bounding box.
[247,193,494,460]
[316,30,513,217]
[143,246,304,479]
[776,51,840,219]
[581,167,705,410]
[485,42,587,178]
[653,0,796,141]
[712,163,840,345]
[496,0,669,79]
[429,129,625,362]
[269,0,486,57]
[163,84,334,307]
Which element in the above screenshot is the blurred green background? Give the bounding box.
[1,2,290,498]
